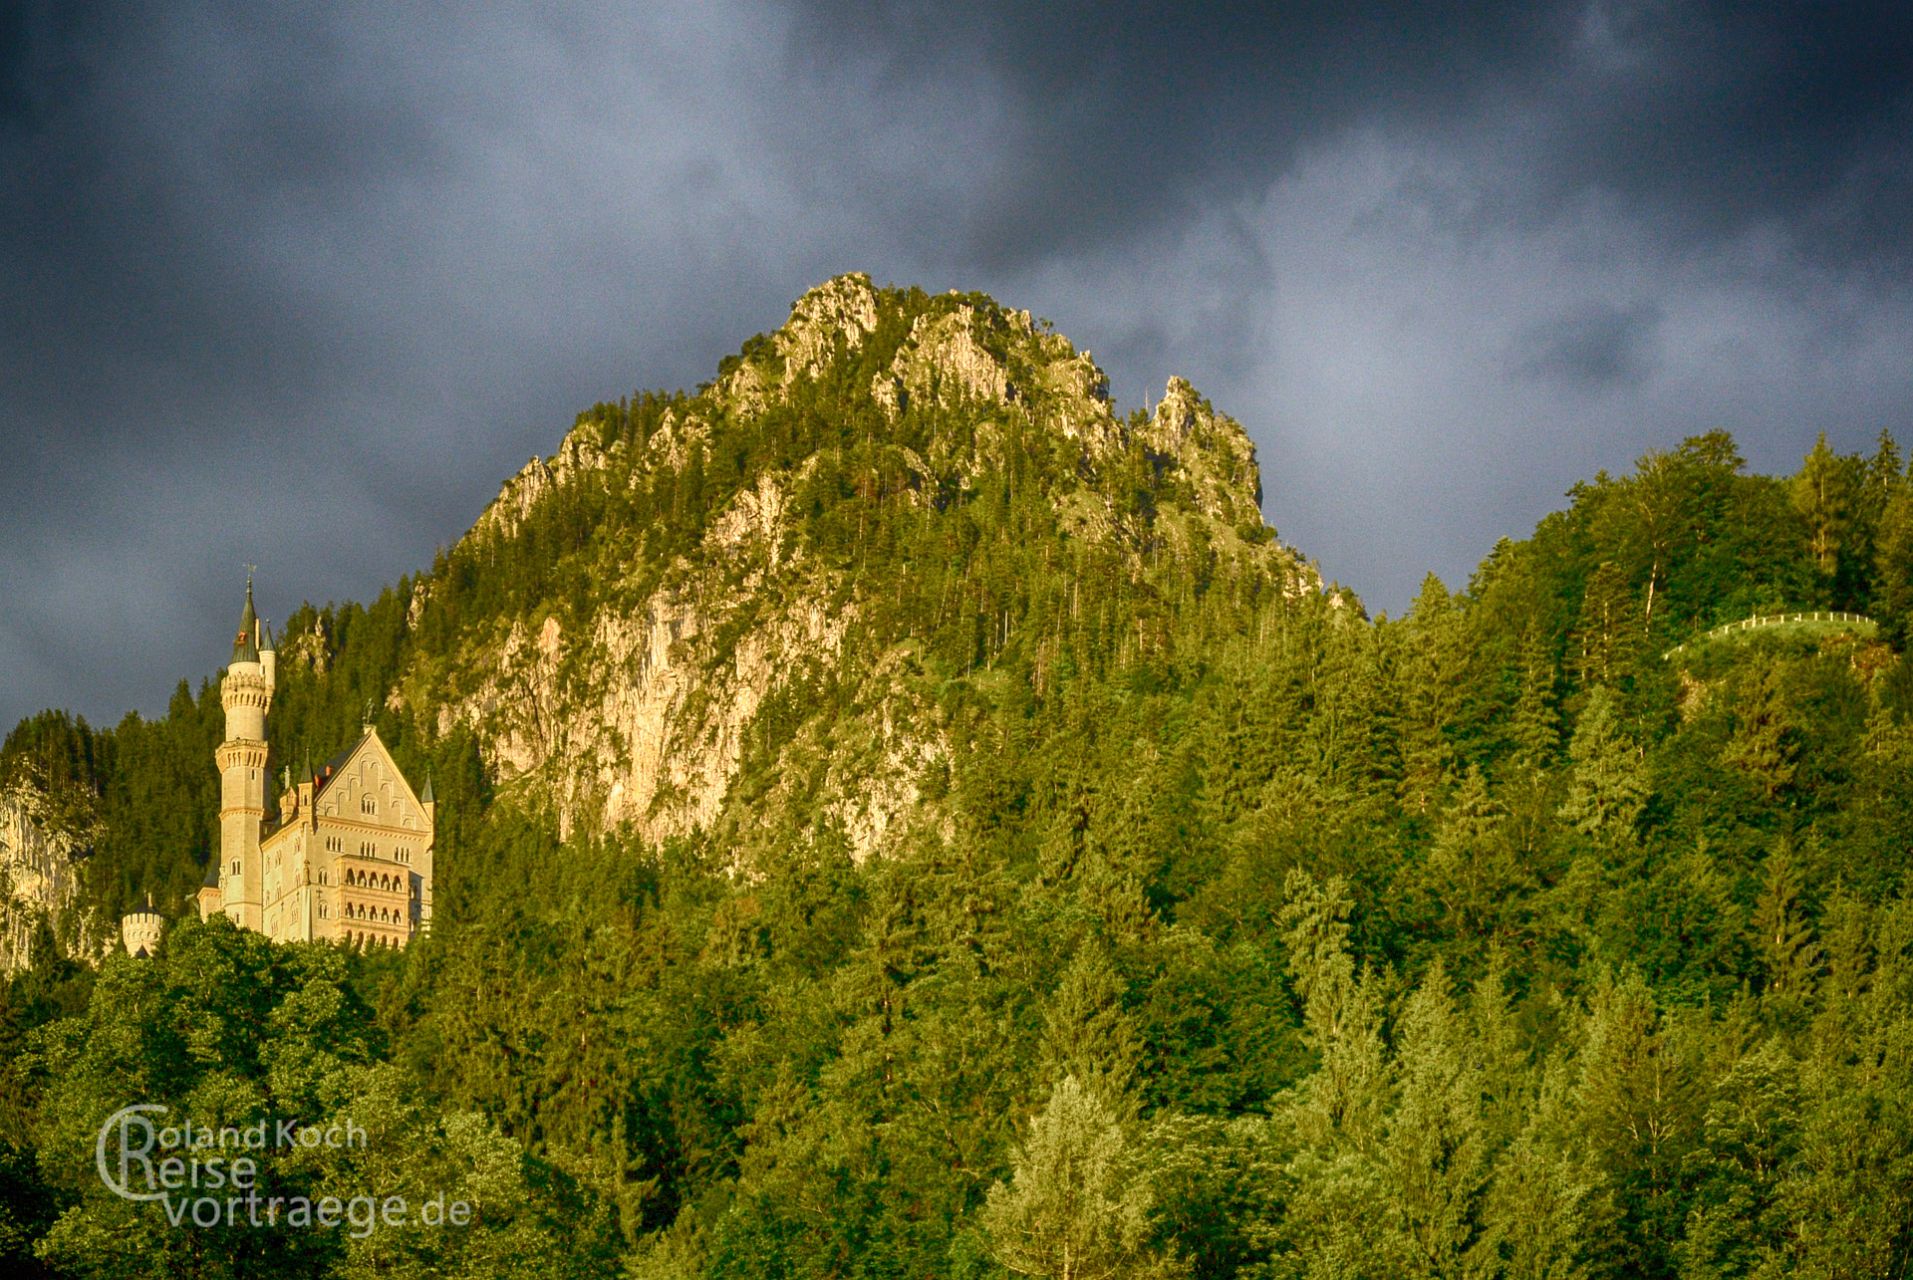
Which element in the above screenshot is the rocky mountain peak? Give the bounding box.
[715,273,886,415]
[407,276,1314,861]
[783,272,882,370]
[1142,375,1265,527]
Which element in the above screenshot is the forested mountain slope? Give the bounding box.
[3,277,1913,1278]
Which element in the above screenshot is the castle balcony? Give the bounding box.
[336,852,418,947]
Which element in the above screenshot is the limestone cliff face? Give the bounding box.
[437,531,863,846]
[437,463,932,854]
[418,275,1316,861]
[0,781,91,971]
[474,424,623,544]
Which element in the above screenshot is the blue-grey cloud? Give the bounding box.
[1513,302,1663,388]
[1,1,1910,724]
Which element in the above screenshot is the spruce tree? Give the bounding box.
[1791,432,1856,583]
[1510,626,1562,772]
[979,1076,1173,1280]
[1558,688,1649,845]
[1750,843,1819,1022]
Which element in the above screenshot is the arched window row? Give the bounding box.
[342,868,410,893]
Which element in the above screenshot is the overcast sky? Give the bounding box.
[3,2,1910,729]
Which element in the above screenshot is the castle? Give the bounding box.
[195,579,435,948]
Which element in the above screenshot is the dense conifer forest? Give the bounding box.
[4,281,1913,1278]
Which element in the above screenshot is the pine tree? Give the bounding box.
[1480,1065,1596,1280]
[1426,765,1521,941]
[1569,562,1639,687]
[1719,662,1800,802]
[1792,432,1856,583]
[1672,1040,1802,1279]
[1874,476,1913,647]
[1381,959,1494,1279]
[1571,973,1702,1277]
[1864,427,1903,499]
[1396,575,1468,814]
[980,1076,1176,1280]
[1040,944,1142,1104]
[1750,844,1819,1019]
[1558,688,1649,845]
[1846,429,1906,603]
[1280,872,1389,1149]
[1510,626,1562,772]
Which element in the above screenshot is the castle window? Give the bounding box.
[231,859,240,874]
[362,795,376,815]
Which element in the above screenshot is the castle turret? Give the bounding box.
[418,772,436,934]
[259,618,277,692]
[196,853,222,921]
[215,576,273,931]
[121,895,164,957]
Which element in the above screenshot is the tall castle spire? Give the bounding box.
[234,572,259,662]
[208,573,275,931]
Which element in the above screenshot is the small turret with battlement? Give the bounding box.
[121,895,164,957]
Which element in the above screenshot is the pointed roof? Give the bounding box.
[420,773,435,804]
[309,726,432,823]
[313,732,366,795]
[233,575,259,663]
[123,892,166,920]
[202,857,220,888]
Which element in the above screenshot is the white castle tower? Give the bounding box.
[196,573,434,948]
[210,576,275,932]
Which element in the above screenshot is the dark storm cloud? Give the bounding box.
[783,0,1557,267]
[788,0,1913,271]
[2,1,1910,724]
[1513,302,1663,387]
[1539,1,1913,266]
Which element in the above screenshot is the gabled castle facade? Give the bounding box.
[196,580,434,948]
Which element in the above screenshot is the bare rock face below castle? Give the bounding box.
[0,780,91,971]
[401,275,1318,862]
